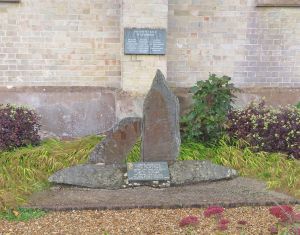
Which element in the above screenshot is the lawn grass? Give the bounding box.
[0,135,299,217]
[0,136,101,211]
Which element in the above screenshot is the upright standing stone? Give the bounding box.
[89,117,142,165]
[142,70,181,162]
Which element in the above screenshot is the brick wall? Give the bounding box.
[0,0,121,87]
[168,0,300,88]
[0,0,299,90]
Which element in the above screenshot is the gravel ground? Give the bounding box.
[1,206,299,235]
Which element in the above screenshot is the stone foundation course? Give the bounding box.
[29,177,299,211]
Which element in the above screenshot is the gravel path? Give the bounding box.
[28,177,299,211]
[1,206,298,235]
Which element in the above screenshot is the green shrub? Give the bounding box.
[181,74,238,144]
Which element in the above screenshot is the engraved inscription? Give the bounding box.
[124,28,166,55]
[127,162,170,181]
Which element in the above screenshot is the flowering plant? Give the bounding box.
[179,215,199,227]
[268,205,300,235]
[203,206,224,218]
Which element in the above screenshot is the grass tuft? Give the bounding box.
[126,139,141,163]
[0,208,46,221]
[0,136,101,211]
[127,138,300,199]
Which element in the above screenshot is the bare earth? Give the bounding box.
[1,206,299,235]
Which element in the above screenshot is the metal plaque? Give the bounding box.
[124,28,166,55]
[127,162,170,182]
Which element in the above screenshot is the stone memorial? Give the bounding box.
[142,70,180,162]
[89,117,141,165]
[124,28,166,55]
[48,70,238,190]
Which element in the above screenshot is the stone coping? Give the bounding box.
[28,177,299,211]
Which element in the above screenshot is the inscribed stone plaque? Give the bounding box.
[127,162,170,182]
[124,28,166,55]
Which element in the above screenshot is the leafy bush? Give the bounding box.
[0,104,41,150]
[181,74,238,144]
[227,101,300,159]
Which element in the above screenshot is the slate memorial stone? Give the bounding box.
[127,162,170,182]
[142,70,181,162]
[124,28,166,55]
[89,117,142,165]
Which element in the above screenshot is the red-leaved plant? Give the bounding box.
[0,104,41,150]
[227,101,300,159]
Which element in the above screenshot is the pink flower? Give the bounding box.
[219,218,230,224]
[217,223,228,231]
[179,215,199,227]
[291,227,300,235]
[203,206,225,218]
[289,227,300,235]
[293,213,300,223]
[268,225,278,235]
[237,220,247,225]
[269,205,294,222]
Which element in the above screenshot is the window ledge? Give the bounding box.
[0,0,20,2]
[256,0,300,6]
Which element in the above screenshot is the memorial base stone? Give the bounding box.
[48,160,238,189]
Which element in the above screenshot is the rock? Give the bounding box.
[142,70,181,162]
[48,160,238,189]
[48,164,125,189]
[169,160,238,185]
[89,117,142,165]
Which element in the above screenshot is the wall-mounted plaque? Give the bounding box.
[124,28,166,55]
[127,162,170,182]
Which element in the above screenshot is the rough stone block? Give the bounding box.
[48,164,125,189]
[169,160,238,185]
[89,117,142,165]
[142,70,181,162]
